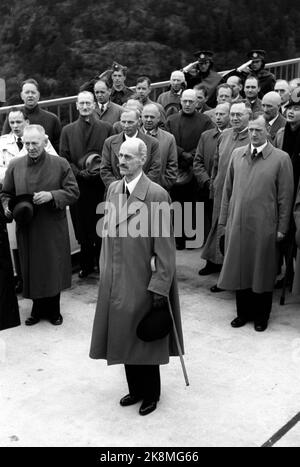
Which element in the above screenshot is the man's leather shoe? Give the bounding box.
[254,322,268,332]
[25,316,40,326]
[198,262,221,276]
[231,317,247,328]
[50,315,63,326]
[78,269,94,279]
[139,400,157,416]
[120,394,142,407]
[210,285,224,293]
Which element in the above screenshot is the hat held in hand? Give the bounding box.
[136,299,172,342]
[8,194,35,225]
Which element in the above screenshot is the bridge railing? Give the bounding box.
[0,57,299,125]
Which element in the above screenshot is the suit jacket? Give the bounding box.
[152,128,178,191]
[94,101,123,126]
[193,127,221,190]
[268,113,286,143]
[100,130,161,188]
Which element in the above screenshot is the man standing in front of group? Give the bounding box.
[90,137,183,416]
[218,114,294,331]
[1,125,79,326]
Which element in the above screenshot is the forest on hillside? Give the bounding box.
[0,0,300,103]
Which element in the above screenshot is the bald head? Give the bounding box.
[181,89,197,114]
[142,104,160,131]
[118,137,147,182]
[262,92,281,121]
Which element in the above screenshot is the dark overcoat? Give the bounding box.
[60,115,113,242]
[1,152,79,299]
[90,173,184,365]
[218,143,294,293]
[0,203,20,331]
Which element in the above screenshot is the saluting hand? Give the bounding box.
[33,191,53,205]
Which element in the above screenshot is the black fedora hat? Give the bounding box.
[8,194,35,225]
[84,152,101,176]
[136,300,172,342]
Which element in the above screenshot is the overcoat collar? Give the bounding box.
[109,173,151,227]
[243,141,273,162]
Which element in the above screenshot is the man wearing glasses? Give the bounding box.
[60,91,114,278]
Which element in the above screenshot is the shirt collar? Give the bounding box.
[124,171,143,194]
[124,131,139,140]
[268,114,279,126]
[142,126,158,137]
[251,141,268,154]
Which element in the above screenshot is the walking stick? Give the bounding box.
[150,256,190,386]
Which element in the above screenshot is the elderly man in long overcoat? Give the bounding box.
[201,102,251,291]
[1,125,79,326]
[90,137,183,416]
[217,114,294,331]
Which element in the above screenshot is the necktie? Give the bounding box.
[251,148,258,160]
[17,137,23,151]
[123,182,130,198]
[266,123,271,133]
[101,104,105,113]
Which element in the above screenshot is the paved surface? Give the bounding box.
[1,248,300,447]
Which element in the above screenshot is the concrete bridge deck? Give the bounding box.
[1,249,300,448]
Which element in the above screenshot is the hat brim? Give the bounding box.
[136,303,172,342]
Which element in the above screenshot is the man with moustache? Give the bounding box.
[90,137,183,416]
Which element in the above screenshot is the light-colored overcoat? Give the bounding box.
[90,173,183,365]
[202,127,250,264]
[218,143,294,293]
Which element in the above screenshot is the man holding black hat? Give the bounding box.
[1,124,79,326]
[90,137,183,416]
[60,91,114,278]
[183,50,221,106]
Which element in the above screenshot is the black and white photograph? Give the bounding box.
[1,0,300,450]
